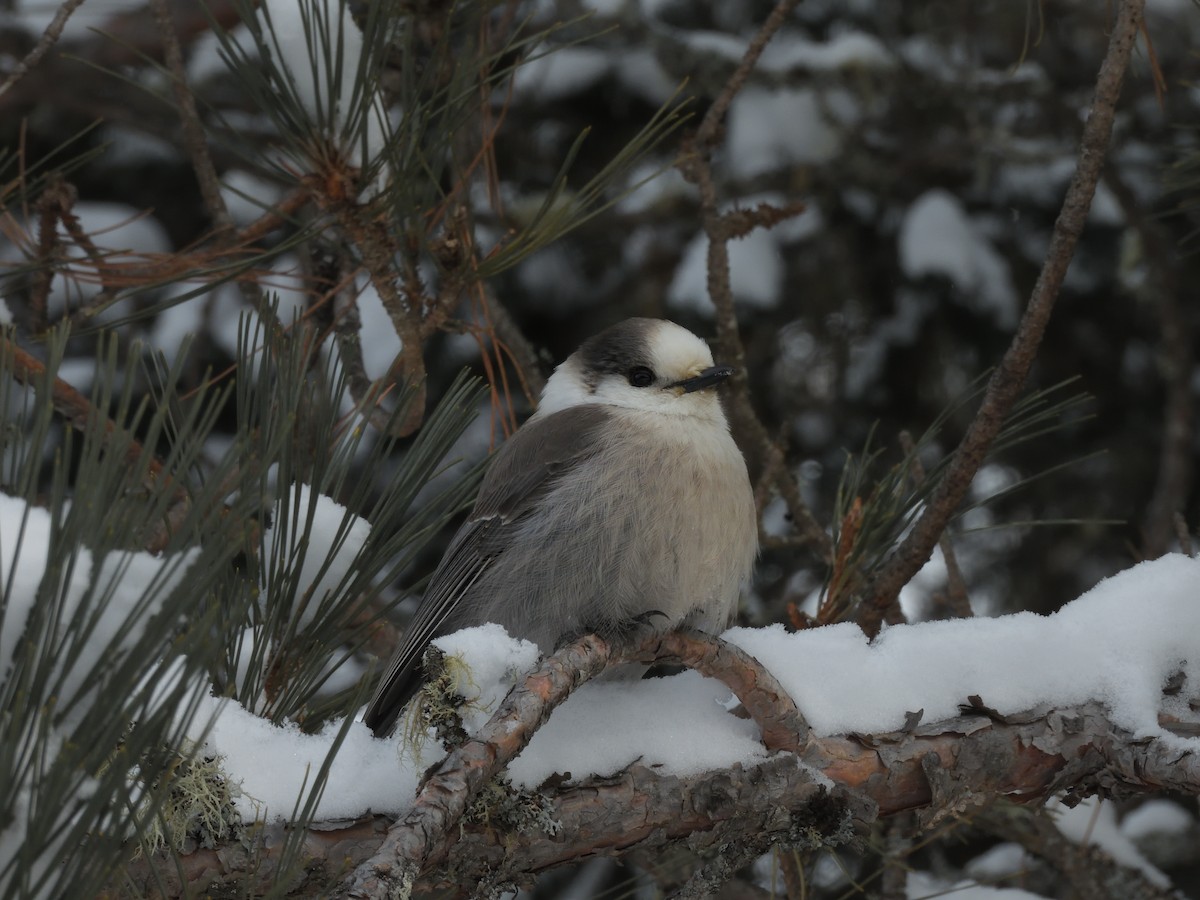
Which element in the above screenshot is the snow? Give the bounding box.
[219,170,285,226]
[844,289,934,399]
[667,229,783,314]
[997,157,1124,226]
[899,189,1019,329]
[667,194,822,315]
[729,555,1200,738]
[429,624,542,736]
[511,46,612,101]
[678,28,895,73]
[188,23,254,83]
[509,25,681,106]
[0,493,205,889]
[1121,799,1193,840]
[508,672,768,787]
[613,48,677,104]
[12,0,141,38]
[192,694,428,822]
[579,0,625,15]
[178,553,1200,820]
[726,86,843,178]
[616,161,693,215]
[260,484,373,629]
[5,466,1197,830]
[759,31,895,72]
[907,872,1044,899]
[0,494,198,723]
[964,842,1033,882]
[355,281,404,380]
[198,260,308,369]
[1051,797,1170,887]
[148,283,208,360]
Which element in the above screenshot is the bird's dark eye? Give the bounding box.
[628,366,655,388]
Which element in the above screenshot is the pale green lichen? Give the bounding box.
[136,743,243,855]
[463,776,562,837]
[401,646,490,753]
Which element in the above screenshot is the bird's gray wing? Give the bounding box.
[363,405,612,736]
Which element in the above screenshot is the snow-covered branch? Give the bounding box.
[115,555,1200,897]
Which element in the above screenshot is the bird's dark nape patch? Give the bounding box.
[575,318,656,386]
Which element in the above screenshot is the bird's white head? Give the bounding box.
[535,318,734,423]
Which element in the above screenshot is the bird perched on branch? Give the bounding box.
[363,318,758,737]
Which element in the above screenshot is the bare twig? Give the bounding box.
[675,0,833,564]
[0,0,245,113]
[15,187,309,332]
[857,0,1148,636]
[777,849,807,900]
[345,633,615,898]
[0,0,87,99]
[316,245,378,412]
[327,206,428,438]
[27,176,76,331]
[323,255,420,435]
[148,0,234,235]
[346,629,808,896]
[691,0,803,150]
[124,756,848,899]
[984,806,1177,900]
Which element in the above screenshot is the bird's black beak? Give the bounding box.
[670,364,735,393]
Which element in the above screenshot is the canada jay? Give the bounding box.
[363,318,758,737]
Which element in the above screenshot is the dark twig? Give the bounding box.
[28,176,77,332]
[676,0,832,565]
[0,0,87,99]
[148,0,234,235]
[316,246,377,411]
[778,849,807,900]
[0,330,236,555]
[857,0,1148,636]
[326,207,428,437]
[0,0,245,114]
[691,0,803,150]
[324,256,418,435]
[983,806,1177,900]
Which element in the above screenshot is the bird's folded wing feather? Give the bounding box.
[363,405,612,736]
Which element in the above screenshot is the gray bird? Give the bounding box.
[363,318,758,737]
